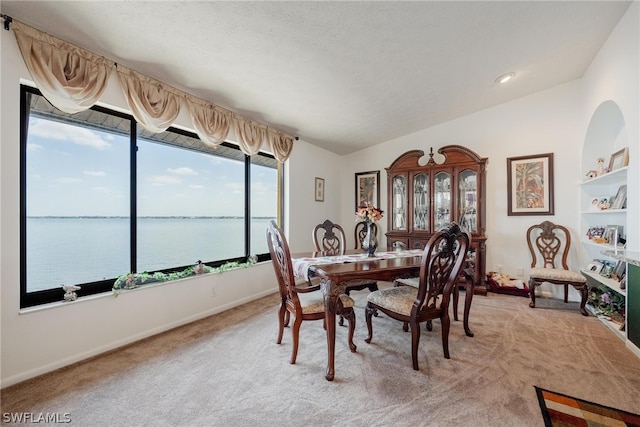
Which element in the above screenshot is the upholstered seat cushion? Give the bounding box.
[395,277,420,288]
[298,290,354,314]
[367,286,441,316]
[530,268,586,283]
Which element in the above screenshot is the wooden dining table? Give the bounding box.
[292,249,475,381]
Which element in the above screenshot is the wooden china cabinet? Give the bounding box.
[385,145,488,295]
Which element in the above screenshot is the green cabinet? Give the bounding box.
[628,263,640,348]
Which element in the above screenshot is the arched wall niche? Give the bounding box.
[583,100,627,173]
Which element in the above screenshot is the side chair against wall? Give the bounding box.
[526,221,589,316]
[364,223,469,370]
[267,220,357,364]
[314,219,379,326]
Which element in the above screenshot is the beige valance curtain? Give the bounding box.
[268,132,294,163]
[187,99,232,148]
[12,20,114,114]
[233,118,267,156]
[116,65,182,134]
[9,18,294,161]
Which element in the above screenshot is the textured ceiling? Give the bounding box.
[0,1,632,155]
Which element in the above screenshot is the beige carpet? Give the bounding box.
[2,283,640,427]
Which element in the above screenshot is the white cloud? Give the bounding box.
[84,170,106,176]
[147,175,182,186]
[30,118,112,150]
[189,184,204,189]
[167,167,197,175]
[226,182,244,194]
[27,143,44,152]
[92,186,110,193]
[56,177,82,184]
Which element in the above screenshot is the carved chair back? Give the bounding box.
[415,223,470,316]
[526,221,571,271]
[313,219,346,255]
[354,221,377,249]
[267,220,300,306]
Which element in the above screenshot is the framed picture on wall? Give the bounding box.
[315,177,325,202]
[355,170,380,210]
[507,153,554,216]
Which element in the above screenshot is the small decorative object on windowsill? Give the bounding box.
[195,260,205,275]
[62,284,81,302]
[355,202,383,257]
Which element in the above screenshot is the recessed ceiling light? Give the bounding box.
[496,72,516,84]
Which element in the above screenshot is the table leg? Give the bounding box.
[464,282,474,337]
[322,279,337,381]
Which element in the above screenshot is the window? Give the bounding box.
[20,85,280,308]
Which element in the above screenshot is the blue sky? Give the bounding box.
[26,118,277,217]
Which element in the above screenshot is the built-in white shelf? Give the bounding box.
[581,269,626,296]
[579,166,628,186]
[585,304,626,341]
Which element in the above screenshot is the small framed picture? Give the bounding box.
[611,185,627,210]
[604,224,623,246]
[608,147,629,171]
[586,261,604,274]
[600,262,615,278]
[612,260,626,282]
[314,177,324,202]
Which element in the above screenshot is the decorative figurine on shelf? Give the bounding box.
[596,157,606,176]
[62,284,81,302]
[585,170,598,179]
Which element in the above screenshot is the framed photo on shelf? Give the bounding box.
[611,185,627,210]
[608,147,629,171]
[600,262,615,279]
[612,260,626,282]
[603,224,623,246]
[314,177,325,202]
[586,261,604,274]
[354,170,380,210]
[507,153,554,216]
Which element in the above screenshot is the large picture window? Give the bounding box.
[20,85,280,308]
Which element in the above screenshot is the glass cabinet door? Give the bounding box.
[392,175,407,230]
[413,173,429,231]
[458,169,477,233]
[434,171,451,230]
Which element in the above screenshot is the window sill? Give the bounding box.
[19,261,265,314]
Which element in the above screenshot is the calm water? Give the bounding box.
[26,217,274,292]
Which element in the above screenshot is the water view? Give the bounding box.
[26,216,274,292]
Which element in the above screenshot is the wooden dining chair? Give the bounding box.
[364,222,469,370]
[527,220,588,316]
[267,220,356,364]
[314,219,379,325]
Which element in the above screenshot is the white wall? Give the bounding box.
[285,141,342,253]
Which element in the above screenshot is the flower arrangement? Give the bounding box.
[587,286,625,322]
[355,202,384,223]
